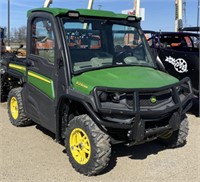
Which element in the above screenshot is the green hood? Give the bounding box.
[72,66,179,95]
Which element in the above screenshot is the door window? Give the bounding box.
[31,18,55,64]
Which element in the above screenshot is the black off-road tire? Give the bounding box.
[65,114,111,176]
[0,77,8,102]
[157,116,189,148]
[7,87,32,126]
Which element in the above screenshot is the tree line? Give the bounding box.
[3,26,27,43]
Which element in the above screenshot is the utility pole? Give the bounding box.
[175,0,183,32]
[133,0,140,17]
[8,0,10,46]
[183,0,187,27]
[43,0,53,8]
[87,0,94,10]
[84,0,94,29]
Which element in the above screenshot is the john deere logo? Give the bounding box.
[150,96,157,103]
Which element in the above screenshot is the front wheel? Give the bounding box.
[65,115,111,176]
[157,116,189,148]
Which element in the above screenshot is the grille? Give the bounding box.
[126,94,134,107]
[139,90,172,107]
[125,90,172,108]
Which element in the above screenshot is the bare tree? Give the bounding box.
[18,26,26,42]
[13,28,18,40]
[10,26,27,43]
[17,26,27,43]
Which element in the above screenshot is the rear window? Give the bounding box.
[63,22,101,50]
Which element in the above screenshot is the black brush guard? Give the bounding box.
[84,77,193,143]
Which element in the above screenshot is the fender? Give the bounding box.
[5,69,25,83]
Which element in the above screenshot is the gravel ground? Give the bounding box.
[0,102,200,182]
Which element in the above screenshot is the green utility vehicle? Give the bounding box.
[1,8,193,175]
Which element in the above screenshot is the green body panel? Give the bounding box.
[28,71,55,100]
[77,9,129,19]
[27,8,69,17]
[8,63,54,99]
[9,63,26,76]
[72,67,179,95]
[27,8,140,20]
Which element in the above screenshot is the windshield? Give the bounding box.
[62,18,155,74]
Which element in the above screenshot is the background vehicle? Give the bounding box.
[1,8,193,176]
[0,28,5,55]
[144,30,199,97]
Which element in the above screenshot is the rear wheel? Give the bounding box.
[7,87,32,126]
[157,116,189,148]
[65,114,111,176]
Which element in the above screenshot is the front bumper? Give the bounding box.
[89,77,193,143]
[94,77,192,117]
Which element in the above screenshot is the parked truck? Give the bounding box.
[0,8,193,175]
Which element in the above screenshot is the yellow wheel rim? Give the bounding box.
[70,128,91,165]
[160,131,172,139]
[10,97,19,120]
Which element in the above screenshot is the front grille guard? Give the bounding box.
[93,77,193,116]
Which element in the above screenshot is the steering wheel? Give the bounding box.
[112,51,132,65]
[41,36,49,43]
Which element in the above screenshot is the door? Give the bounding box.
[23,16,58,133]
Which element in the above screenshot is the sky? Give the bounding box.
[0,0,199,34]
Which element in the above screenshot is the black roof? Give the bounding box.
[144,30,199,37]
[181,27,200,32]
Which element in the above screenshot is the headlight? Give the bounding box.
[111,93,126,103]
[99,91,125,103]
[99,92,108,102]
[97,91,133,110]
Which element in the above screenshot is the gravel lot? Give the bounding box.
[0,102,200,182]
